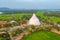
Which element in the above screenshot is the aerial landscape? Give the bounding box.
[0,0,60,40]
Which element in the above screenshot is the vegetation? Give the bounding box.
[0,11,60,40]
[0,11,60,23]
[22,30,60,40]
[12,28,23,37]
[0,31,10,40]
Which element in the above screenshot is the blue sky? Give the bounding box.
[0,0,60,9]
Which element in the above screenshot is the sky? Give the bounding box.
[0,0,60,9]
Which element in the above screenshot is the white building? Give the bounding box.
[57,24,60,27]
[0,12,3,14]
[28,13,41,26]
[10,20,16,23]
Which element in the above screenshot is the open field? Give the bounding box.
[36,11,60,23]
[0,13,32,21]
[0,11,60,23]
[22,30,60,40]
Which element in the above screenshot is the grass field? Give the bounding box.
[49,17,60,23]
[36,11,60,23]
[22,30,60,40]
[0,11,60,23]
[0,13,32,21]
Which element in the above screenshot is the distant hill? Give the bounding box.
[0,7,60,14]
[0,7,38,13]
[0,7,12,12]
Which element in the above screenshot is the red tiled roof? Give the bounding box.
[0,21,8,25]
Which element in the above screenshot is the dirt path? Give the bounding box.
[51,28,60,34]
[13,33,24,40]
[0,26,24,40]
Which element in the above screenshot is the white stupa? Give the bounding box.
[28,13,41,25]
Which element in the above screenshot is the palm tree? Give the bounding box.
[20,19,27,24]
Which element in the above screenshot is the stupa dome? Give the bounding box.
[28,13,40,25]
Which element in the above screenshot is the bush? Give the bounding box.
[53,26,60,31]
[12,28,23,36]
[0,25,3,28]
[0,31,10,40]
